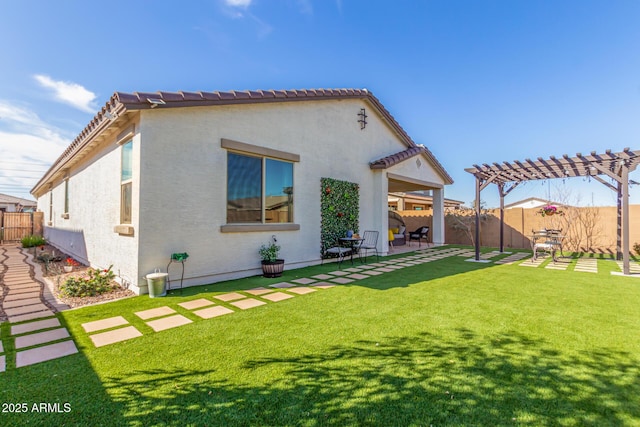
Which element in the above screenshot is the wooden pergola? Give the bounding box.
[465,148,640,275]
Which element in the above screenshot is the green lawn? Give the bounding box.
[2,247,640,426]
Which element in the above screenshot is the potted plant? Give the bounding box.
[64,257,79,273]
[259,238,284,278]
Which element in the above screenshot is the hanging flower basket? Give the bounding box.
[537,205,564,217]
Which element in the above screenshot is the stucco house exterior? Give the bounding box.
[32,88,453,294]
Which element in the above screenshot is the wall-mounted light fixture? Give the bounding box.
[357,108,367,130]
[147,98,166,108]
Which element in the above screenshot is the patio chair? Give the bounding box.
[321,239,352,268]
[408,226,429,247]
[357,230,379,262]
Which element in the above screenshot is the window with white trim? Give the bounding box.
[64,179,69,215]
[120,140,133,224]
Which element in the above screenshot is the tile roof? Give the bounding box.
[0,193,37,206]
[33,88,453,194]
[369,146,453,184]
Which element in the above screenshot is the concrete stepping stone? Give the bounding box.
[291,277,316,285]
[193,306,234,319]
[82,316,129,333]
[4,292,41,302]
[261,292,294,302]
[311,274,334,280]
[5,303,50,317]
[146,314,192,332]
[0,341,3,353]
[368,263,387,267]
[346,274,369,280]
[5,282,40,289]
[328,271,349,276]
[246,287,274,295]
[214,292,246,302]
[361,270,384,276]
[16,340,78,367]
[495,253,530,265]
[269,282,296,289]
[135,306,176,320]
[3,298,42,309]
[330,277,354,284]
[358,265,376,270]
[286,287,316,295]
[0,355,4,373]
[310,282,335,289]
[178,298,215,310]
[574,258,598,273]
[375,268,395,273]
[90,326,142,347]
[15,328,70,349]
[546,262,569,270]
[9,310,55,323]
[230,298,266,310]
[343,268,363,273]
[615,261,640,273]
[11,318,61,335]
[520,257,545,267]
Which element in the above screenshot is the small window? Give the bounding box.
[227,152,294,224]
[120,141,133,224]
[64,179,69,214]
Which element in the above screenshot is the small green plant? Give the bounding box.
[60,265,116,297]
[634,242,640,256]
[21,235,46,248]
[259,240,281,262]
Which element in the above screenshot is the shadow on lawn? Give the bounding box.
[102,329,639,425]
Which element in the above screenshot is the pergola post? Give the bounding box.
[617,181,623,261]
[498,183,505,253]
[621,166,630,275]
[475,177,481,261]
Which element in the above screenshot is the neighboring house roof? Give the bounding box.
[0,193,37,207]
[504,197,562,209]
[32,88,453,196]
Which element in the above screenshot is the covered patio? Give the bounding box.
[465,148,640,275]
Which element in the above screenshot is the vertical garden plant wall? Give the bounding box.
[320,177,359,254]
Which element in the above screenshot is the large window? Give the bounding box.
[120,141,133,224]
[227,152,294,224]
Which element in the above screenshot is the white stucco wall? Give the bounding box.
[36,124,141,290]
[35,98,449,294]
[135,99,448,290]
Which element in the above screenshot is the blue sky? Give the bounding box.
[1,0,639,207]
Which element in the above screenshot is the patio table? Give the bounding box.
[339,237,365,264]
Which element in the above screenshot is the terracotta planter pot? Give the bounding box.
[261,259,285,278]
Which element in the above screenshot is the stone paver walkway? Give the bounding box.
[1,244,78,371]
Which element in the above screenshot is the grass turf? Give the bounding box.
[1,247,640,426]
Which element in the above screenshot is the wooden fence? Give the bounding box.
[0,211,44,243]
